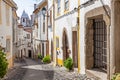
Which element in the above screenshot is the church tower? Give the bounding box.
[20,10,31,27]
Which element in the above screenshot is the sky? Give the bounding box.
[13,0,42,18]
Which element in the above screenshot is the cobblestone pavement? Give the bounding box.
[5,59,27,80]
[4,58,99,80]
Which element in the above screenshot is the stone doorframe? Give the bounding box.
[62,28,69,61]
[85,6,111,79]
[111,0,120,79]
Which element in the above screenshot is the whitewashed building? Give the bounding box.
[54,0,79,69]
[0,0,17,68]
[32,0,48,58]
[17,10,32,58]
[79,0,120,80]
[79,0,111,79]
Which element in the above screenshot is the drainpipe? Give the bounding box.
[78,0,80,73]
[53,0,56,66]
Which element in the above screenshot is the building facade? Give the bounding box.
[0,0,17,68]
[12,5,18,62]
[51,0,120,80]
[31,0,120,79]
[79,0,111,79]
[54,0,79,68]
[32,0,48,58]
[17,11,32,58]
[47,0,54,61]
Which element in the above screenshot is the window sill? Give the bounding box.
[64,9,69,14]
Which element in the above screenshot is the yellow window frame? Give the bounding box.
[64,0,69,13]
[57,0,61,16]
[6,4,10,26]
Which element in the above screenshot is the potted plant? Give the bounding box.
[38,53,43,60]
[63,57,73,71]
[42,55,51,63]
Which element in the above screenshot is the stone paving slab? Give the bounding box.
[3,58,99,80]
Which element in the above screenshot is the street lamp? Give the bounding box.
[42,7,49,17]
[42,7,46,16]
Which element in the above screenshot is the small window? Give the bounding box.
[64,0,69,11]
[6,39,10,52]
[23,18,25,22]
[56,37,59,48]
[57,0,61,14]
[27,34,30,39]
[43,22,45,33]
[6,4,10,26]
[50,10,52,25]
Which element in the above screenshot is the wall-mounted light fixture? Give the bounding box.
[42,7,49,17]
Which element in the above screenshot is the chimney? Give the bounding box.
[34,4,37,10]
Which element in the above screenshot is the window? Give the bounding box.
[27,34,30,39]
[56,37,59,48]
[64,0,69,11]
[43,22,45,33]
[50,10,52,25]
[6,39,10,52]
[6,4,10,26]
[23,18,25,22]
[57,0,61,14]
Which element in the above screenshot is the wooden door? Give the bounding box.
[72,31,78,67]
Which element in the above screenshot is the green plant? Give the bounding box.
[38,53,43,59]
[42,55,51,63]
[112,73,120,80]
[63,57,73,71]
[0,51,8,78]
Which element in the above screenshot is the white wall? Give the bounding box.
[79,0,111,74]
[0,0,13,59]
[55,0,78,61]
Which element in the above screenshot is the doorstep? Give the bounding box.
[86,69,107,80]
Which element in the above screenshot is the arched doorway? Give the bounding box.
[62,29,69,61]
[85,17,107,72]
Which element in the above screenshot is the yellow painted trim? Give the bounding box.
[7,56,13,68]
[53,0,56,66]
[3,0,17,9]
[6,36,11,53]
[78,0,80,73]
[64,0,69,13]
[33,2,47,14]
[56,36,59,38]
[57,13,61,16]
[57,58,63,66]
[64,10,69,14]
[6,4,10,26]
[57,0,61,16]
[56,36,59,48]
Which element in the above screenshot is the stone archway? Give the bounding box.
[111,0,120,76]
[85,6,111,79]
[62,28,69,61]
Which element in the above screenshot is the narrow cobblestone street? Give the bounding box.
[4,58,99,80]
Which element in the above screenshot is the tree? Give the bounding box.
[0,46,8,78]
